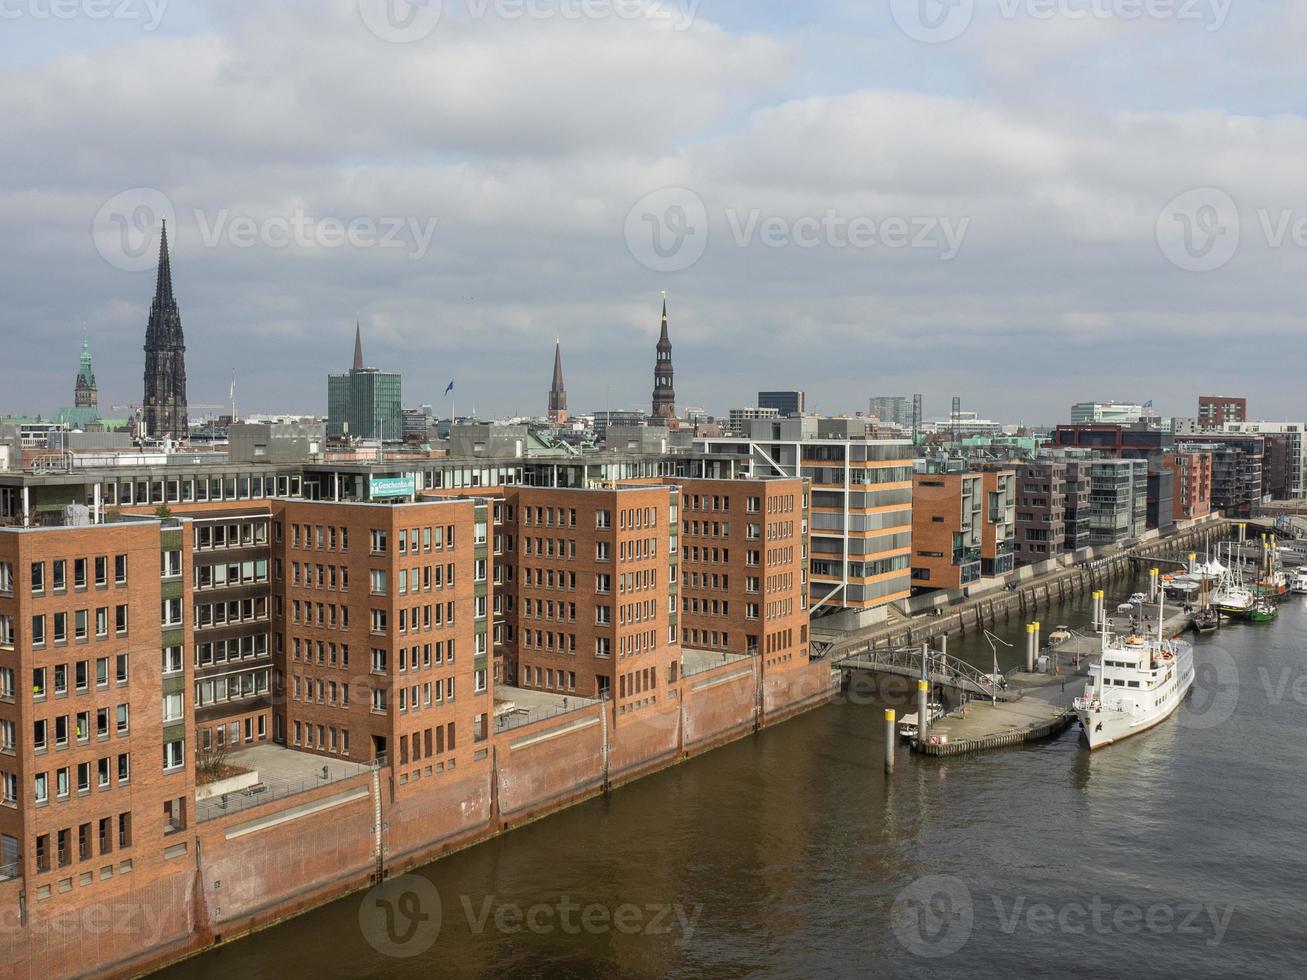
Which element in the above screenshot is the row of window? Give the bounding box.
[30,703,131,751]
[194,669,269,707]
[30,812,132,875]
[30,753,132,805]
[25,605,130,647]
[27,555,128,595]
[30,655,130,700]
[194,520,269,551]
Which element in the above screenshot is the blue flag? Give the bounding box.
[1143,399,1153,409]
[445,380,454,396]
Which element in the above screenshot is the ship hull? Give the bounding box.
[1077,651,1195,751]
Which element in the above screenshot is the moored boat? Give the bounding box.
[1246,599,1277,623]
[1074,594,1195,751]
[1191,606,1219,634]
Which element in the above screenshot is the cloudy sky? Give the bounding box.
[3,0,1306,426]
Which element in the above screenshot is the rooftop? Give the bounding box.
[194,742,375,822]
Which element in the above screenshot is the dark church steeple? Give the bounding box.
[651,291,675,422]
[142,219,189,440]
[548,337,568,425]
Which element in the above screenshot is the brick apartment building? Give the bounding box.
[1011,458,1093,566]
[910,465,1015,591]
[502,484,677,719]
[1197,395,1246,430]
[0,517,196,900]
[1160,451,1213,521]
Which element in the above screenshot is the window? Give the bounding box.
[370,570,387,595]
[116,704,129,734]
[370,529,387,554]
[30,562,44,594]
[162,598,182,627]
[94,556,107,587]
[161,551,182,579]
[162,646,183,675]
[114,554,127,584]
[73,558,87,589]
[162,693,183,723]
[164,740,184,772]
[0,563,10,595]
[31,616,44,647]
[34,772,47,805]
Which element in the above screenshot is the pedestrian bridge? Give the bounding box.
[834,646,1014,702]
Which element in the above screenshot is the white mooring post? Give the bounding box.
[885,709,896,773]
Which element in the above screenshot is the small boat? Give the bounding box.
[1047,626,1072,645]
[1211,584,1254,617]
[1117,602,1136,614]
[1292,570,1307,595]
[1246,600,1277,623]
[1191,606,1220,634]
[1128,593,1147,605]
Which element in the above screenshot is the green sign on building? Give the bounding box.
[370,476,415,499]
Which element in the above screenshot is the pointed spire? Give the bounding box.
[548,336,568,423]
[154,218,174,307]
[353,321,365,371]
[660,289,669,340]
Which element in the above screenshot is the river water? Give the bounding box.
[159,573,1307,979]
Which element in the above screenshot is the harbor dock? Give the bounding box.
[911,601,1191,757]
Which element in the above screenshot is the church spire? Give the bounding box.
[154,218,174,307]
[548,336,568,425]
[651,290,675,423]
[353,321,364,371]
[143,217,189,440]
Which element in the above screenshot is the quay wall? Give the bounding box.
[838,517,1228,656]
[0,656,837,979]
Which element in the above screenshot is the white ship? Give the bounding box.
[1074,595,1195,750]
[1292,569,1307,595]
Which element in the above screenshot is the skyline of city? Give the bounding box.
[7,3,1307,422]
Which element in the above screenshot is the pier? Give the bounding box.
[853,598,1194,757]
[815,516,1228,661]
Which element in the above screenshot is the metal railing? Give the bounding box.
[195,759,378,823]
[834,646,1009,700]
[0,860,19,882]
[494,696,602,735]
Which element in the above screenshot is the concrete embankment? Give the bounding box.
[824,517,1227,659]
